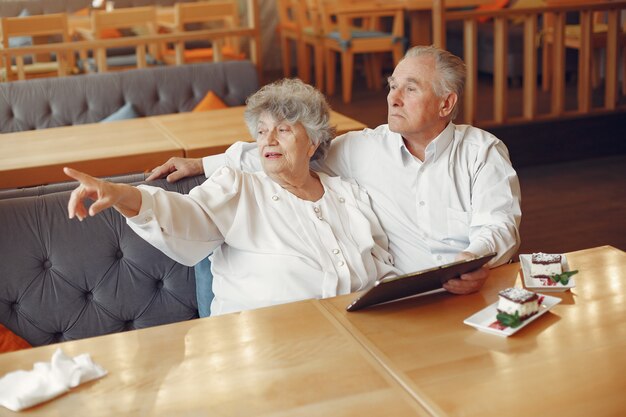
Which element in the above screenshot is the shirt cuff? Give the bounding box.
[464,240,493,260]
[126,187,155,225]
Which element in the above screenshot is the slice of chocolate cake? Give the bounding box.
[530,253,562,278]
[497,287,540,321]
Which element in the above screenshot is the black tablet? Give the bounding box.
[346,252,497,312]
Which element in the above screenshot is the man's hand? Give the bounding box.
[145,157,204,182]
[442,251,490,295]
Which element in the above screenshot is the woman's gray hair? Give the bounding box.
[403,45,466,119]
[244,78,336,161]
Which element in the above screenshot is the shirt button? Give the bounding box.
[332,249,340,255]
[317,216,323,220]
[313,206,320,213]
[338,261,345,267]
[419,201,425,206]
[338,197,345,203]
[145,217,152,223]
[272,195,279,201]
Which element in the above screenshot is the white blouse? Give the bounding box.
[127,167,399,315]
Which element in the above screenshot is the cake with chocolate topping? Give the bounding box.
[497,287,540,321]
[530,253,562,278]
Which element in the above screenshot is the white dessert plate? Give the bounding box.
[519,254,575,292]
[463,294,561,337]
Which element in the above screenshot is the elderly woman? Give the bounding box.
[65,79,399,316]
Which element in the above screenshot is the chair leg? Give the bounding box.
[314,43,325,93]
[281,36,291,78]
[326,49,336,96]
[341,51,354,103]
[298,41,311,84]
[370,53,383,91]
[364,55,375,90]
[542,40,552,92]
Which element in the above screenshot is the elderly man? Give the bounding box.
[148,45,522,295]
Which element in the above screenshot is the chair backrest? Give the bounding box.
[173,0,242,54]
[316,0,404,41]
[91,6,157,38]
[90,6,158,71]
[1,13,71,81]
[277,0,301,36]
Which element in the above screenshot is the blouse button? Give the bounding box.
[338,261,345,267]
[272,195,279,201]
[332,249,340,255]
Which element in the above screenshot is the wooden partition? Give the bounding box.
[432,0,626,126]
[0,0,262,80]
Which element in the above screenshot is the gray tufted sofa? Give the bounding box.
[0,174,210,347]
[0,60,259,133]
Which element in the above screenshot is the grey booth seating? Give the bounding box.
[0,174,210,347]
[0,60,259,133]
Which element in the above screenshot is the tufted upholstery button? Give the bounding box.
[53,332,63,341]
[115,250,123,259]
[124,320,134,330]
[43,260,52,269]
[156,280,164,289]
[11,302,19,312]
[85,292,93,301]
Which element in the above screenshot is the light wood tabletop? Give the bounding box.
[320,245,626,417]
[0,119,183,189]
[0,300,429,417]
[150,106,367,158]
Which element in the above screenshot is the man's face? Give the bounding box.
[387,55,446,140]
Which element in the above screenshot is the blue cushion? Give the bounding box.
[8,9,33,48]
[100,102,139,122]
[194,256,214,318]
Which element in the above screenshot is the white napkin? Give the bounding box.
[0,348,107,412]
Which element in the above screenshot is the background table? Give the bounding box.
[151,107,367,158]
[0,118,183,189]
[321,245,626,417]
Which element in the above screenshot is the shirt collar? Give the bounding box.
[393,122,455,165]
[424,122,455,162]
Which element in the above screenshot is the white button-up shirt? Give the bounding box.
[204,123,521,272]
[127,167,399,315]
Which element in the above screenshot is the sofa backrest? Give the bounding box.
[0,60,259,133]
[0,174,207,346]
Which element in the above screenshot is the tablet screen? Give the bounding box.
[346,252,497,312]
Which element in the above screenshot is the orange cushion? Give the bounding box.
[99,28,122,39]
[193,91,228,112]
[476,0,509,23]
[0,324,31,353]
[73,8,90,17]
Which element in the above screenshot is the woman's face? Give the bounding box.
[256,112,318,179]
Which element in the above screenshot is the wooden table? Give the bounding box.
[321,245,626,416]
[0,119,183,189]
[151,106,367,158]
[1,246,623,415]
[0,300,429,416]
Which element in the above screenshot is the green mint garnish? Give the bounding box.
[496,311,522,328]
[549,270,579,285]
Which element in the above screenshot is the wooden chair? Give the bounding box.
[277,0,326,91]
[159,0,245,66]
[1,13,73,82]
[75,6,159,73]
[316,0,405,103]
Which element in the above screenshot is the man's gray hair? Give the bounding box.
[244,78,336,161]
[403,45,466,119]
